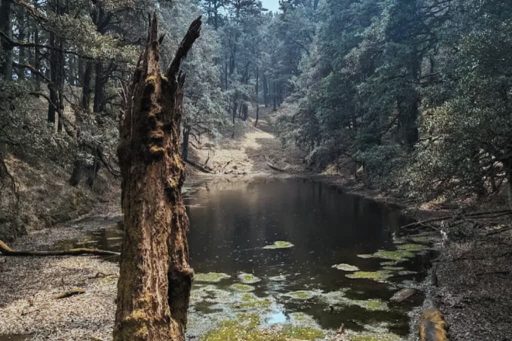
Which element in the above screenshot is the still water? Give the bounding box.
[183,178,431,339]
[52,177,430,340]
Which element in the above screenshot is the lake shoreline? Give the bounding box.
[1,166,510,340]
[291,173,512,340]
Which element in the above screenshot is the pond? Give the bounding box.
[54,177,433,340]
[183,177,432,340]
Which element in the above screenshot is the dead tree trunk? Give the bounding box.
[114,15,201,341]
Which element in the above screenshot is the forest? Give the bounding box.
[0,0,511,340]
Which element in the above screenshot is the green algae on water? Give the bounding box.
[202,313,325,341]
[396,243,429,252]
[238,272,262,284]
[332,263,359,272]
[239,293,272,309]
[346,270,393,283]
[263,241,294,249]
[320,291,389,312]
[372,249,415,262]
[282,290,321,300]
[194,272,231,283]
[358,248,416,263]
[230,283,256,292]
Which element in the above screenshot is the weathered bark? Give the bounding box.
[114,15,201,341]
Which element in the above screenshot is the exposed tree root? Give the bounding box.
[0,239,120,257]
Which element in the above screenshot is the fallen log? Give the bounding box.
[266,161,287,172]
[185,159,213,174]
[0,239,120,257]
[400,209,512,230]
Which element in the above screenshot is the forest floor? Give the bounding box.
[1,109,511,340]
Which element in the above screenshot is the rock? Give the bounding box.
[390,288,417,303]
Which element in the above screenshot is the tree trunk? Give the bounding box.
[81,61,93,111]
[114,15,201,341]
[93,62,106,113]
[33,26,40,89]
[263,73,269,107]
[272,80,277,111]
[16,11,26,80]
[0,0,13,80]
[47,30,65,132]
[505,158,512,209]
[255,66,259,127]
[182,125,190,161]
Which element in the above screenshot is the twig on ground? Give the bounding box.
[0,239,120,257]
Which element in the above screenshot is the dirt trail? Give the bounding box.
[189,114,304,176]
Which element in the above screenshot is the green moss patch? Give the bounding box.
[201,314,325,341]
[343,331,402,341]
[281,325,325,340]
[263,241,294,250]
[332,263,360,272]
[195,272,231,283]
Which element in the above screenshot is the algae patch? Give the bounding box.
[239,293,272,309]
[230,283,256,292]
[201,313,324,341]
[194,272,231,283]
[263,241,294,250]
[396,243,429,252]
[332,263,359,272]
[282,290,321,300]
[320,291,389,312]
[238,272,262,284]
[346,270,393,283]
